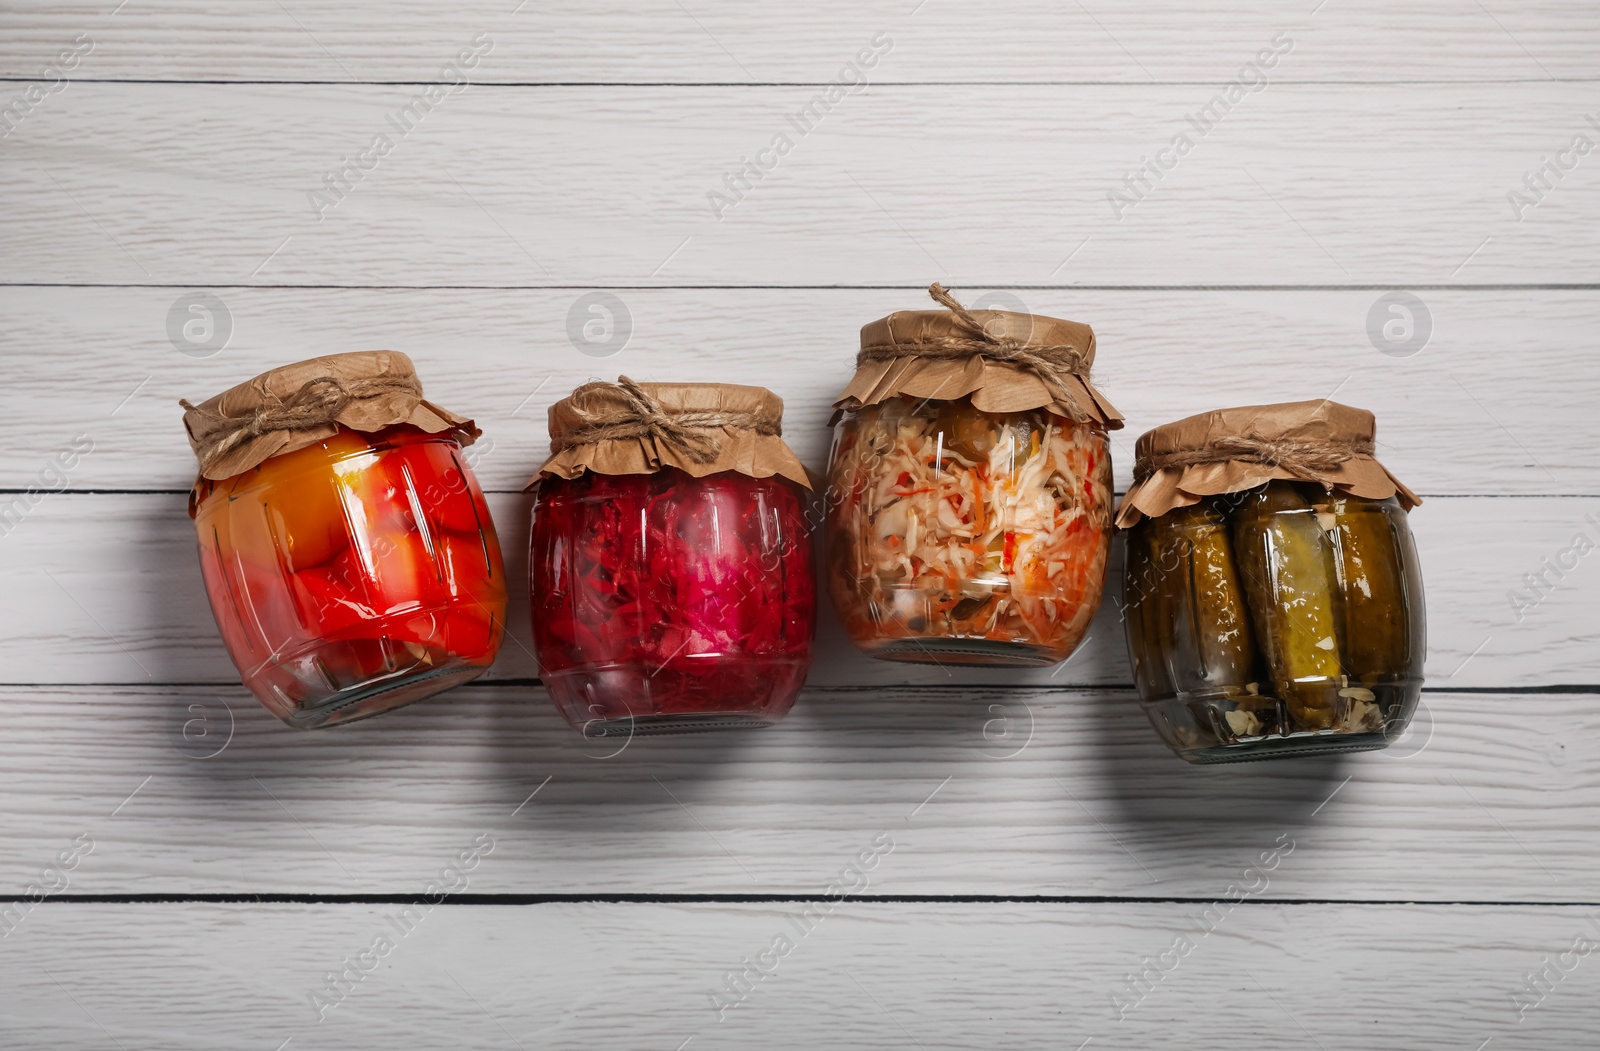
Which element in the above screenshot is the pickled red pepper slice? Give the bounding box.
[198,430,504,703]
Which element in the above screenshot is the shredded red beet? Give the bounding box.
[530,468,815,732]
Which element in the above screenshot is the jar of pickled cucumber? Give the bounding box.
[182,352,505,728]
[528,378,816,736]
[1116,400,1426,763]
[826,284,1122,666]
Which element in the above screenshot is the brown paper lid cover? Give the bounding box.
[180,351,477,482]
[834,301,1122,426]
[1115,399,1419,527]
[530,379,812,490]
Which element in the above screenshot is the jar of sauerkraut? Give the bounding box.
[826,284,1122,666]
[1116,400,1426,763]
[528,378,816,736]
[182,352,506,729]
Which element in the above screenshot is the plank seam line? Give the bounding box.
[3,78,1598,87]
[2,683,1597,695]
[13,894,1600,907]
[6,283,1600,292]
[4,491,1592,500]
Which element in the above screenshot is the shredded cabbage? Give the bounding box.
[827,398,1112,661]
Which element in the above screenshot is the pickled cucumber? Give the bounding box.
[1233,483,1343,730]
[1329,495,1416,685]
[1153,502,1258,699]
[1122,522,1175,700]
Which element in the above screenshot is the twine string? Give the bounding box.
[855,283,1090,407]
[179,374,421,474]
[552,376,777,463]
[1136,434,1376,485]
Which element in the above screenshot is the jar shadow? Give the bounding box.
[483,683,800,859]
[490,471,788,810]
[484,485,540,682]
[1092,520,1377,875]
[135,488,283,776]
[1085,681,1355,878]
[137,488,236,686]
[152,479,527,790]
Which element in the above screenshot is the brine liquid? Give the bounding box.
[530,469,815,735]
[193,426,506,728]
[827,397,1113,666]
[1123,482,1425,763]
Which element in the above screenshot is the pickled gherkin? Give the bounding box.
[1232,483,1344,731]
[1122,524,1175,701]
[1118,400,1425,762]
[1149,501,1258,699]
[1122,480,1425,761]
[1330,494,1420,686]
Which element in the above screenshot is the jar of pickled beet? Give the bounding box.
[528,378,815,736]
[182,352,506,728]
[1117,400,1426,763]
[825,284,1122,666]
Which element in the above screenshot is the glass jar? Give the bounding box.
[530,468,815,735]
[827,395,1113,665]
[193,425,505,728]
[1124,480,1425,762]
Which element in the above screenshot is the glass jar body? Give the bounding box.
[530,468,815,736]
[192,425,507,728]
[826,396,1113,666]
[1123,481,1426,763]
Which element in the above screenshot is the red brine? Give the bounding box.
[530,468,815,735]
[193,425,506,728]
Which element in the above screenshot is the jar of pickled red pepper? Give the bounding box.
[528,377,815,736]
[1116,400,1426,763]
[826,284,1122,666]
[182,352,506,728]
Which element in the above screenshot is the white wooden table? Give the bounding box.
[3,2,1597,1047]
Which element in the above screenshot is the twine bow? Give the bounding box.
[552,376,778,463]
[179,374,422,476]
[1137,434,1376,485]
[857,283,1092,408]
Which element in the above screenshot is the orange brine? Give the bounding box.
[193,425,505,727]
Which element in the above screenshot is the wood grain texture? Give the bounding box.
[2,0,1597,83]
[3,901,1598,1050]
[0,685,1592,898]
[1,492,1592,688]
[2,286,1595,495]
[1,5,1597,1046]
[3,83,1598,286]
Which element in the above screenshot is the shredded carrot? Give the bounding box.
[827,399,1113,656]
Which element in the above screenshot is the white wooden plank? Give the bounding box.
[0,6,1594,1047]
[4,83,1598,285]
[2,0,1597,82]
[2,901,1597,1049]
[3,286,1594,495]
[1,492,1592,688]
[0,685,1593,898]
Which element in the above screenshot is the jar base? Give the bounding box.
[1175,731,1391,765]
[1141,683,1421,764]
[543,657,805,735]
[271,660,490,729]
[857,636,1062,667]
[578,713,778,737]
